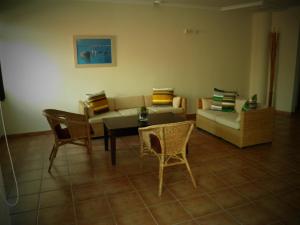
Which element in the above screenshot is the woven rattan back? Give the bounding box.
[43,109,89,141]
[43,109,91,172]
[139,121,193,156]
[138,120,196,196]
[163,121,193,155]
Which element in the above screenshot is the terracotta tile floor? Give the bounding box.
[1,113,300,225]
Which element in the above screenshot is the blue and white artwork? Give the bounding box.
[74,36,115,66]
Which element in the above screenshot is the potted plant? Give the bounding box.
[139,106,149,122]
[249,94,257,109]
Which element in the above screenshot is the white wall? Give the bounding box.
[0,1,252,134]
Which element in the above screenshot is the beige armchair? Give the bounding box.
[138,121,197,196]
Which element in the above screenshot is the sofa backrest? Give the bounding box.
[144,95,152,107]
[201,97,247,113]
[114,95,145,110]
[107,97,115,111]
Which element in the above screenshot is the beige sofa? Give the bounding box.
[79,95,187,137]
[196,98,274,148]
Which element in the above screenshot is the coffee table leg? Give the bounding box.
[104,124,109,151]
[110,133,116,165]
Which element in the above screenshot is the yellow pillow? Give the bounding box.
[152,88,174,105]
[86,91,109,114]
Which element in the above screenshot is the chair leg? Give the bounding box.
[49,145,55,160]
[53,145,59,159]
[158,161,164,197]
[184,158,197,188]
[48,146,58,172]
[86,138,92,154]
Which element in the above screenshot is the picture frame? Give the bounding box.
[73,35,116,67]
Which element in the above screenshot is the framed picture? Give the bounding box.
[73,35,116,67]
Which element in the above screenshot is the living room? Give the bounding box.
[0,0,300,224]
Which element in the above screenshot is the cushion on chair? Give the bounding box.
[54,125,71,139]
[150,133,162,153]
[152,88,174,105]
[86,91,109,114]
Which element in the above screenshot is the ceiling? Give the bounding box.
[1,0,300,12]
[85,0,300,10]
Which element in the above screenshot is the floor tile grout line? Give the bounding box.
[36,147,46,225]
[103,185,123,225]
[103,193,119,225]
[164,184,206,225]
[203,190,245,225]
[126,174,160,225]
[66,146,79,225]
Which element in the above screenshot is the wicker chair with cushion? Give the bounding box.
[138,121,197,196]
[43,109,92,172]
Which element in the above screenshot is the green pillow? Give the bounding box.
[211,88,237,112]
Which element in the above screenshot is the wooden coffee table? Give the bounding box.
[103,112,186,165]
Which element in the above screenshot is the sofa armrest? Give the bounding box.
[180,97,187,114]
[198,98,203,109]
[240,107,274,131]
[79,100,94,118]
[198,97,212,110]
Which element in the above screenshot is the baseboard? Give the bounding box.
[1,130,52,139]
[186,113,196,120]
[275,110,292,116]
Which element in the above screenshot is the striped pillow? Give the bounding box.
[86,91,109,114]
[152,88,174,105]
[211,88,236,112]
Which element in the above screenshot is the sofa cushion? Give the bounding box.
[88,111,122,124]
[148,106,183,114]
[114,95,145,110]
[152,88,174,105]
[118,108,139,116]
[86,91,109,114]
[216,112,240,130]
[197,109,224,121]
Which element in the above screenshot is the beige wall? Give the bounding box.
[0,1,252,134]
[248,12,271,105]
[271,7,300,112]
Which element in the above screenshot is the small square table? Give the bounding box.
[103,112,186,165]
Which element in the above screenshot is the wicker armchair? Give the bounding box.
[43,109,92,172]
[138,121,197,196]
